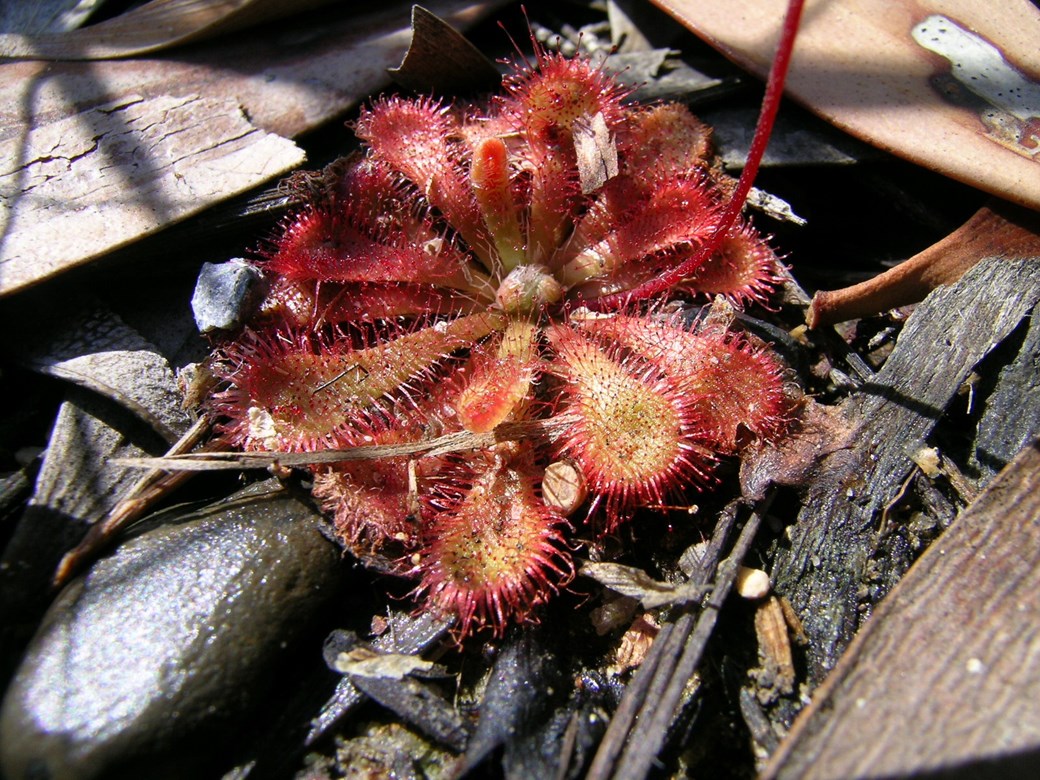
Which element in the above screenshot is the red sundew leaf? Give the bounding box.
[316,463,413,547]
[319,283,487,324]
[266,156,494,297]
[501,51,629,266]
[617,103,713,182]
[546,324,715,526]
[470,136,526,271]
[355,96,492,269]
[455,353,538,434]
[453,319,540,433]
[207,312,504,452]
[502,50,630,138]
[555,173,721,288]
[256,277,485,327]
[523,141,584,267]
[574,312,792,453]
[414,450,572,637]
[312,432,425,552]
[264,207,490,295]
[679,221,785,308]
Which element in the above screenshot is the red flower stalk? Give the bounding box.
[203,34,798,636]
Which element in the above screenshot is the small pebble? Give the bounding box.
[190,260,260,333]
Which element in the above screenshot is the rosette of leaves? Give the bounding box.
[205,43,794,636]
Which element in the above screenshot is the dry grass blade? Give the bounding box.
[0,0,337,60]
[52,415,214,588]
[116,416,577,471]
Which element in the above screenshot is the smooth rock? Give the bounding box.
[0,481,342,780]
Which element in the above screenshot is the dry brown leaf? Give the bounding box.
[739,399,856,502]
[581,562,708,609]
[334,648,437,681]
[652,0,1040,211]
[574,112,620,194]
[808,201,1040,327]
[388,4,501,95]
[0,0,336,60]
[0,0,104,35]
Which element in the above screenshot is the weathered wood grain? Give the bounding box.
[764,439,1040,779]
[0,2,500,297]
[0,94,304,295]
[0,0,335,60]
[971,300,1040,482]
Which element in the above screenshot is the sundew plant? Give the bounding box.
[204,31,799,637]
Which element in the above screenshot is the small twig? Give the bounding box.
[739,686,781,756]
[586,497,747,779]
[878,467,916,538]
[808,201,1040,328]
[609,496,771,779]
[52,415,213,588]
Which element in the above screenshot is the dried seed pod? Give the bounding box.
[541,460,588,517]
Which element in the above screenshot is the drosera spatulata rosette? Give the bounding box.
[203,31,800,637]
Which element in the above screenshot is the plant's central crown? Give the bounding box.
[205,43,795,637]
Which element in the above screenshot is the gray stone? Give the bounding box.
[0,481,342,780]
[190,260,260,334]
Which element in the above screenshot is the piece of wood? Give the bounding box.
[763,439,1040,779]
[0,2,500,297]
[0,0,336,60]
[771,256,1040,683]
[652,0,1040,211]
[0,94,304,296]
[0,2,498,144]
[971,300,1040,482]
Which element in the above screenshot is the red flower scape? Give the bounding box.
[205,43,796,637]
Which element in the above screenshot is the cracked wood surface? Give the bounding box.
[764,439,1040,779]
[0,1,499,298]
[0,93,304,295]
[771,256,1040,683]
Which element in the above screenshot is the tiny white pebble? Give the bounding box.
[966,657,985,674]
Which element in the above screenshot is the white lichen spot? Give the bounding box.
[912,446,942,478]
